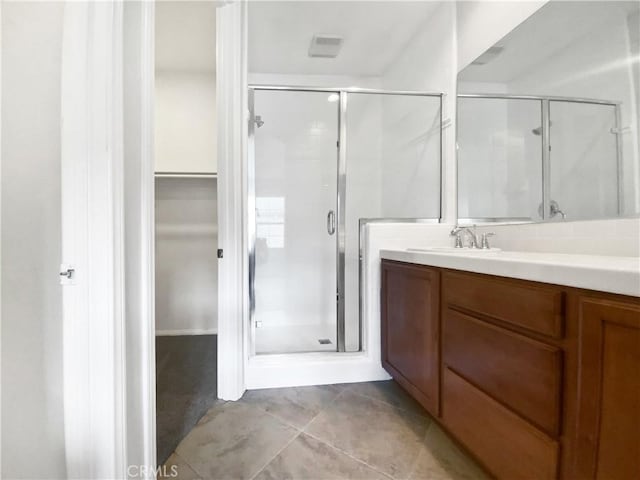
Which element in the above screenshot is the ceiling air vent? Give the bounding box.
[308,34,343,58]
[471,46,504,65]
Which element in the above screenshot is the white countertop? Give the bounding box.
[380,248,640,297]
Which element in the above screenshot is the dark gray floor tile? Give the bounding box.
[409,423,488,480]
[254,433,390,480]
[347,381,429,418]
[242,384,342,429]
[305,390,430,479]
[161,453,202,480]
[176,401,298,480]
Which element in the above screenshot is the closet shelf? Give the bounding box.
[156,224,218,236]
[155,172,217,179]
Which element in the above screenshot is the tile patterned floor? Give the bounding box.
[163,381,488,480]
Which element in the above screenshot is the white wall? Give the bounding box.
[155,178,218,335]
[1,2,67,477]
[155,71,217,173]
[154,34,218,336]
[248,72,382,89]
[456,1,549,71]
[382,2,457,222]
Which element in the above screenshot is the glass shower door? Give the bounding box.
[251,89,339,354]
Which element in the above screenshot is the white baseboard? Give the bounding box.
[155,328,218,336]
[245,352,391,390]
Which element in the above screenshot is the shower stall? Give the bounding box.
[248,86,442,356]
[457,94,624,222]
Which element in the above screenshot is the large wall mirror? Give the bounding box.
[457,1,640,223]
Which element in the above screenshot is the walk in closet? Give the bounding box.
[153,1,218,464]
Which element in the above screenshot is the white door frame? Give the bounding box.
[215,0,248,402]
[61,2,127,478]
[123,0,157,475]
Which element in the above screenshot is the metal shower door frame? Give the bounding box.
[247,86,342,354]
[248,85,444,354]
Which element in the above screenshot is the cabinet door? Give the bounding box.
[575,297,640,480]
[381,260,439,416]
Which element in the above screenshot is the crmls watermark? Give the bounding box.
[127,465,178,478]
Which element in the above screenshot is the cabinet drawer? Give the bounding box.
[442,368,559,480]
[443,271,565,338]
[443,308,562,436]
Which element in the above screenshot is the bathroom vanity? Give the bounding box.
[380,249,640,480]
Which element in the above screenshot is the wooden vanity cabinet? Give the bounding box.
[381,261,440,416]
[380,259,640,480]
[441,271,564,479]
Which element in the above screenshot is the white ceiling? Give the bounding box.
[155,1,216,73]
[459,1,640,84]
[248,1,440,77]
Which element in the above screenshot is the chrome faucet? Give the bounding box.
[549,200,567,219]
[450,225,479,249]
[538,199,567,220]
[481,232,495,249]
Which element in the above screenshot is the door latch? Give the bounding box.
[59,264,75,285]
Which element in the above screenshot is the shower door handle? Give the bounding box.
[327,210,336,235]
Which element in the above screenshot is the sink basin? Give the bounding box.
[406,247,502,254]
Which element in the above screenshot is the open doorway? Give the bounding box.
[153,1,218,464]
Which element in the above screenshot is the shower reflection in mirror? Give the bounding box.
[457,95,623,222]
[456,0,639,224]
